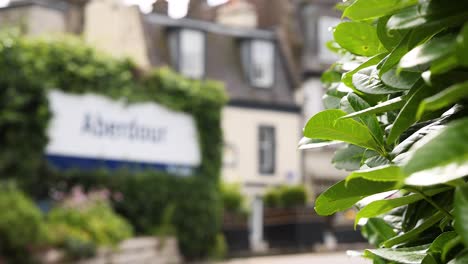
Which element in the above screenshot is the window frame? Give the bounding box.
[241,39,276,89]
[169,28,207,79]
[258,125,276,175]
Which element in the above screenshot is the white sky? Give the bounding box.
[123,0,229,17]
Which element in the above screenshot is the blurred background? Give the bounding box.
[0,0,368,263]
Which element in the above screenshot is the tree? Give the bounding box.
[301,0,468,263]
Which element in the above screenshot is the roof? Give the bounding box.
[143,13,300,110]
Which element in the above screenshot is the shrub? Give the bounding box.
[279,185,307,208]
[208,233,227,260]
[0,33,226,260]
[263,185,307,208]
[301,0,468,263]
[221,183,244,213]
[0,182,45,262]
[263,188,281,208]
[46,186,133,259]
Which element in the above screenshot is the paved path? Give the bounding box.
[219,252,371,264]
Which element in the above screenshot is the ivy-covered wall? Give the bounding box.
[0,33,227,259]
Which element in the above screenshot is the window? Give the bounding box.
[258,126,275,174]
[242,40,275,88]
[318,16,341,64]
[170,28,205,78]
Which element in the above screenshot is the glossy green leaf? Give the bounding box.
[404,119,468,186]
[383,211,445,247]
[450,249,468,264]
[366,244,430,264]
[379,32,411,76]
[381,68,421,90]
[298,137,342,150]
[334,22,384,56]
[332,145,374,171]
[343,53,388,89]
[429,231,458,255]
[454,185,468,247]
[315,178,397,216]
[353,66,404,95]
[346,93,385,145]
[361,218,397,247]
[346,165,404,184]
[399,34,456,71]
[377,16,404,51]
[430,55,458,75]
[343,0,417,21]
[323,94,342,109]
[387,84,437,144]
[422,253,439,264]
[456,23,468,67]
[417,81,468,119]
[356,187,450,227]
[304,109,381,151]
[441,236,462,263]
[341,96,406,120]
[387,1,468,31]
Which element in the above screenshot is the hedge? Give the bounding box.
[301,0,468,263]
[0,32,227,260]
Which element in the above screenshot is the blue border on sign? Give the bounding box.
[46,154,196,177]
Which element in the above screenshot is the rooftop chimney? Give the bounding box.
[215,0,257,28]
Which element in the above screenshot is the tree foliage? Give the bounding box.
[301,0,468,262]
[0,33,227,260]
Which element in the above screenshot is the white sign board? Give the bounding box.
[45,90,201,175]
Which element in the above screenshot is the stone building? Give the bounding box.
[0,0,303,200]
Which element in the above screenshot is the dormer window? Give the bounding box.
[169,28,205,79]
[242,39,275,88]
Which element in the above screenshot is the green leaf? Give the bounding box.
[430,55,458,75]
[387,84,437,144]
[381,68,421,90]
[441,236,462,263]
[399,34,456,71]
[429,231,458,254]
[341,96,406,120]
[387,1,468,31]
[377,16,404,50]
[343,0,418,21]
[365,245,430,264]
[353,66,404,94]
[304,109,381,151]
[417,81,468,119]
[323,94,342,109]
[321,70,342,84]
[379,32,411,76]
[334,22,384,56]
[332,145,373,171]
[451,249,468,264]
[383,211,445,247]
[315,178,397,216]
[454,184,468,247]
[346,93,385,145]
[298,137,342,150]
[343,53,388,89]
[355,187,450,228]
[346,165,404,184]
[422,253,439,264]
[361,218,397,247]
[404,119,468,186]
[456,23,468,67]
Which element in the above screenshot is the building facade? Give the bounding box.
[0,0,303,200]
